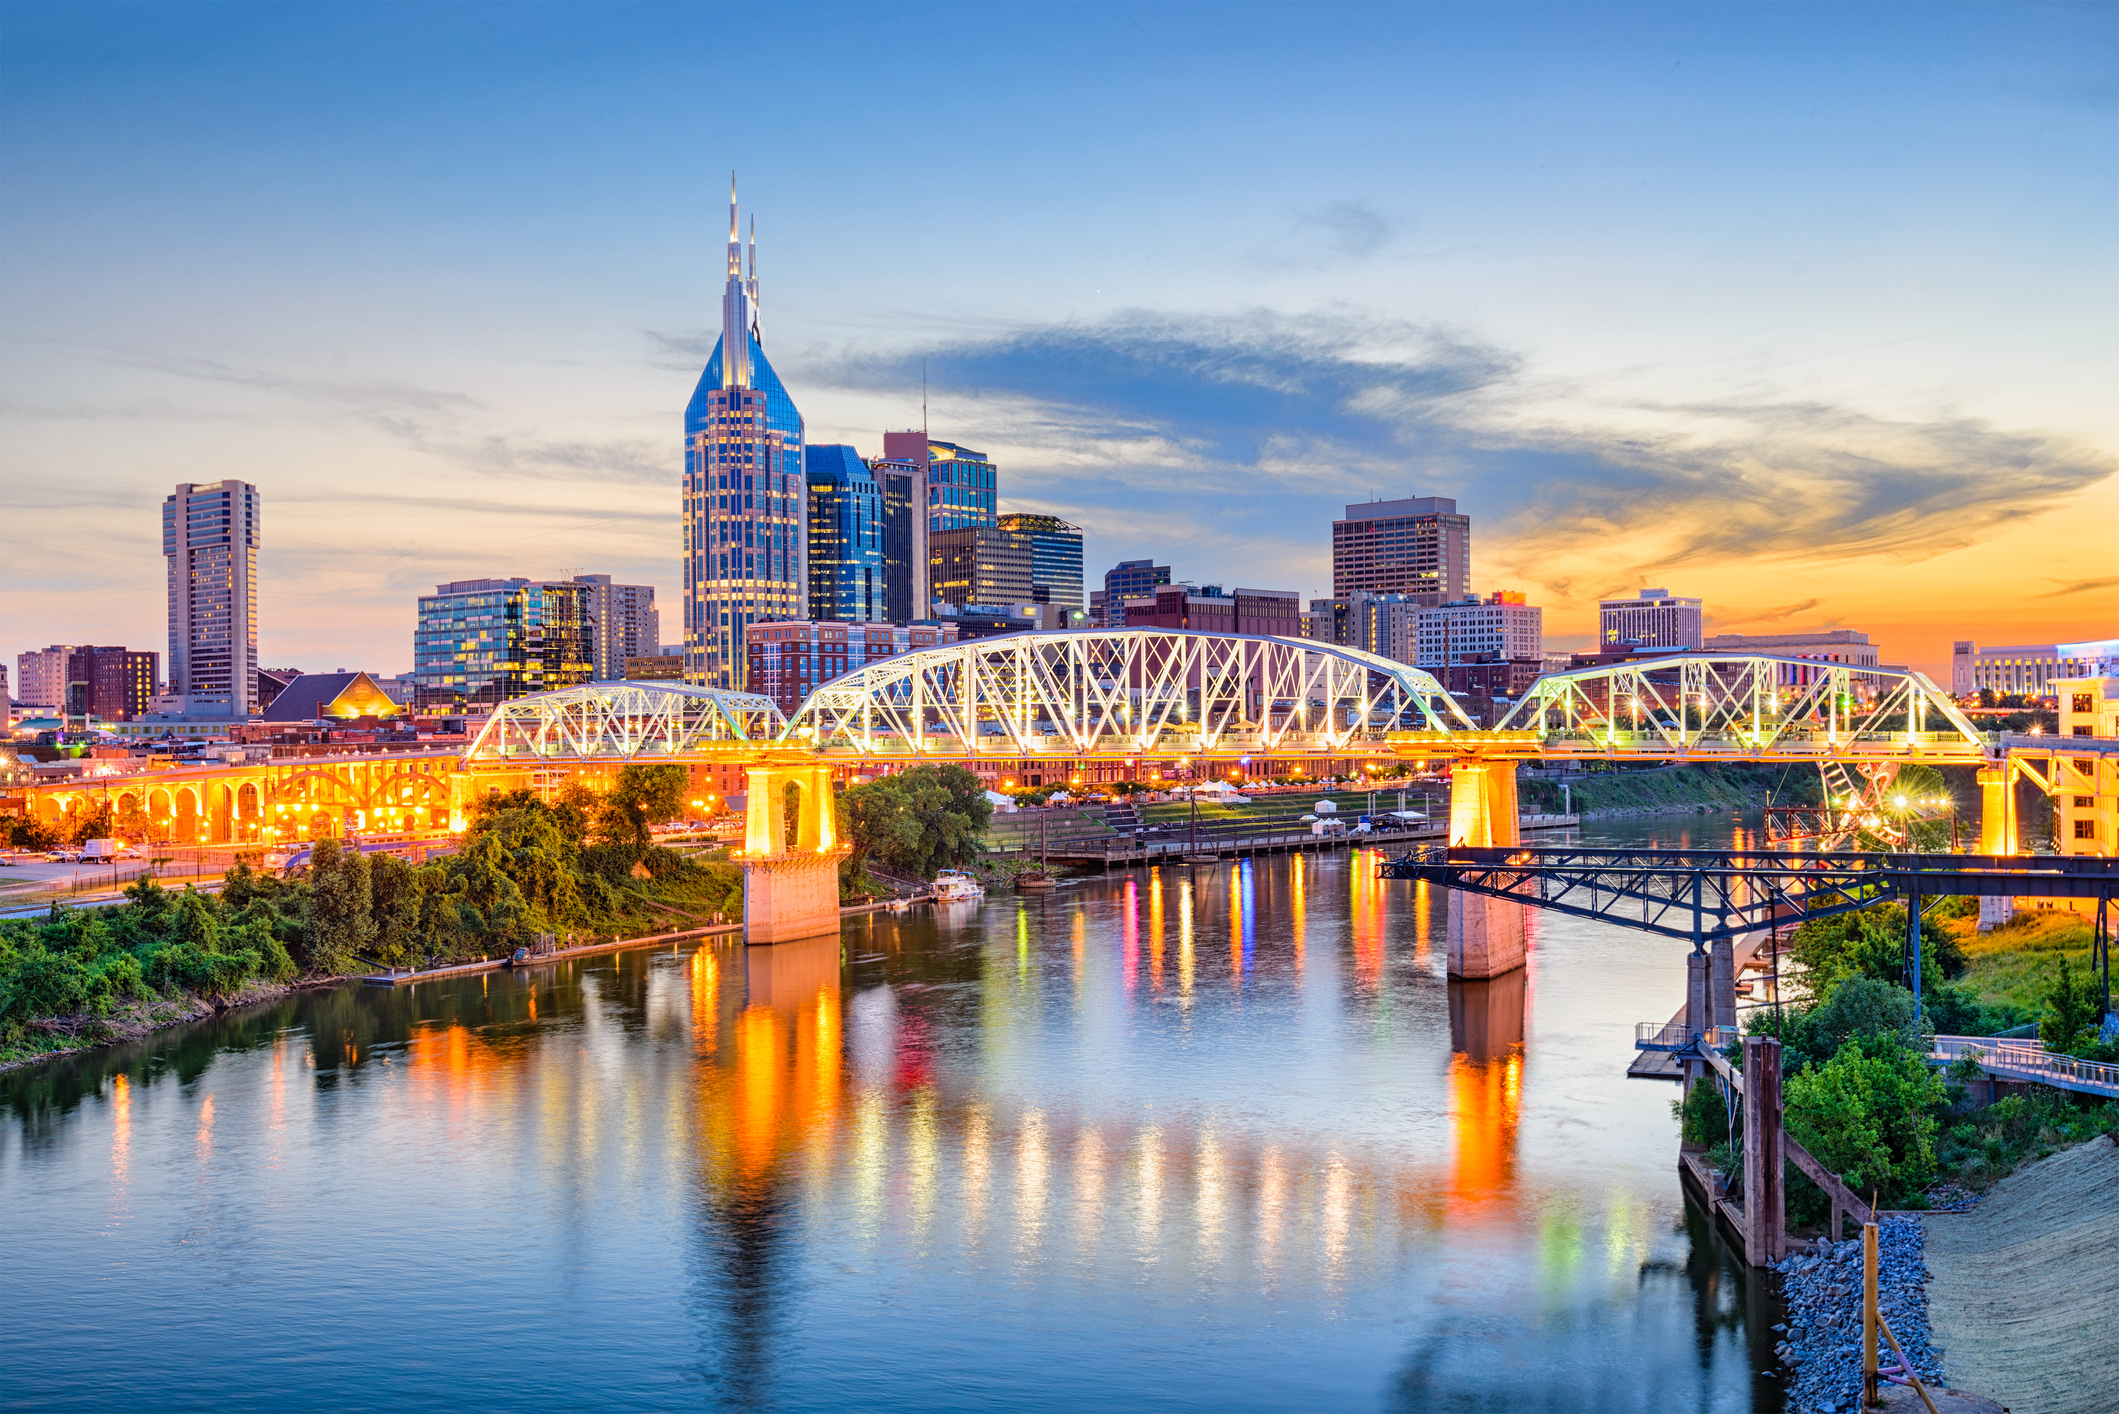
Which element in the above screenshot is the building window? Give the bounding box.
[2075,820,2097,841]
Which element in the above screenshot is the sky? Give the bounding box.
[2,0,2114,681]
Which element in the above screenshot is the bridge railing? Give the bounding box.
[1635,1022,1738,1053]
[1930,1035,2119,1097]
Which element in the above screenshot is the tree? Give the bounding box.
[2040,952,2102,1054]
[66,800,114,846]
[1788,901,1963,1003]
[1783,1033,1946,1203]
[843,765,992,879]
[303,839,375,975]
[597,764,689,847]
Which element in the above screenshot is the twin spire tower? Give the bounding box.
[683,176,805,690]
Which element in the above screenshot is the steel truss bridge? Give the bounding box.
[17,632,2108,857]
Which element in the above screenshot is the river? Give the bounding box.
[1,816,1783,1412]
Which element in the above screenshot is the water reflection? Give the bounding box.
[3,835,1782,1413]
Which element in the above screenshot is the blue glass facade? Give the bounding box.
[804,445,885,623]
[413,577,594,712]
[926,440,997,531]
[682,329,806,689]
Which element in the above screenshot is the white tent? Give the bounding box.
[983,790,1019,813]
[1313,799,1338,814]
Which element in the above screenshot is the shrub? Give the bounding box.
[1784,1033,1947,1203]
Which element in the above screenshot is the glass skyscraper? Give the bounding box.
[162,479,260,718]
[413,578,594,712]
[683,179,806,689]
[805,445,885,623]
[996,513,1084,610]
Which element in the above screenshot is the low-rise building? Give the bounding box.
[1416,592,1542,667]
[1121,585,1301,638]
[744,620,959,716]
[625,655,686,682]
[1702,628,1880,683]
[1961,639,2119,698]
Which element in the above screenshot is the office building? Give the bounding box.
[414,578,594,712]
[1598,588,1704,651]
[995,514,1084,610]
[683,180,806,690]
[1101,559,1171,627]
[873,457,927,625]
[60,647,159,722]
[15,646,77,712]
[884,431,998,532]
[1304,592,1426,663]
[1417,592,1543,667]
[805,445,886,623]
[930,525,1035,610]
[1951,641,1975,696]
[573,575,660,682]
[1120,585,1301,637]
[164,479,262,717]
[744,619,958,715]
[1331,497,1470,603]
[1963,639,2119,697]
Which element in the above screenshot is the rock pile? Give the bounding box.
[1771,1216,1946,1414]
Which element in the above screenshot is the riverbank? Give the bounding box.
[1521,761,1823,819]
[0,975,317,1075]
[1923,1134,2119,1414]
[1772,1215,1943,1414]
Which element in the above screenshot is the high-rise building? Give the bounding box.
[683,180,806,690]
[872,457,927,624]
[163,479,261,717]
[1598,589,1703,651]
[413,578,594,711]
[1416,592,1543,667]
[573,575,660,681]
[1101,559,1171,626]
[62,647,159,721]
[996,513,1083,610]
[805,445,885,623]
[1331,497,1469,604]
[884,432,998,533]
[930,525,1035,609]
[15,646,77,711]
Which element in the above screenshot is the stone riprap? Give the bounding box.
[1771,1216,1946,1414]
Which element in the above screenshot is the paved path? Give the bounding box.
[1924,1135,2119,1414]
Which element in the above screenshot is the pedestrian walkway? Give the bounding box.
[1930,1035,2119,1100]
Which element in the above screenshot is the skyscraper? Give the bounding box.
[805,445,885,622]
[996,513,1084,611]
[1331,497,1469,605]
[163,479,261,718]
[883,432,999,532]
[929,525,1035,609]
[683,179,806,689]
[1101,559,1171,626]
[572,575,660,680]
[1598,589,1703,650]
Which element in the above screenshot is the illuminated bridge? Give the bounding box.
[17,631,2108,861]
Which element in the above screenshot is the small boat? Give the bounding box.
[887,897,912,914]
[1016,872,1057,891]
[931,870,986,902]
[507,947,535,968]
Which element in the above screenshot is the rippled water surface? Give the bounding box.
[3,825,1783,1411]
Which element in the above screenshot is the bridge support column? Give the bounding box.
[1977,766,2017,930]
[1449,762,1520,848]
[1447,894,1526,978]
[1740,1036,1785,1265]
[740,761,850,945]
[1711,937,1737,1033]
[1448,968,1527,1061]
[1683,950,1711,1090]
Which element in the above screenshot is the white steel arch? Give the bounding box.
[1493,654,1988,760]
[463,681,787,760]
[783,629,1471,757]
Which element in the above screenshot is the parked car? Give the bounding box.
[44,849,83,863]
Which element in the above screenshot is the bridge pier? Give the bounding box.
[739,762,850,946]
[1446,761,1527,978]
[1977,766,2017,929]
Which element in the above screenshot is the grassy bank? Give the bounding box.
[1520,762,1822,817]
[1943,909,2098,1022]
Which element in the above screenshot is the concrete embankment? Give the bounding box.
[1923,1134,2119,1414]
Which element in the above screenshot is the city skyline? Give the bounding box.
[4,3,2114,678]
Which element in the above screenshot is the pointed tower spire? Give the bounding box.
[747,215,759,330]
[721,172,752,389]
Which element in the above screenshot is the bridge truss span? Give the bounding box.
[464,681,788,761]
[1493,654,1988,762]
[782,629,1471,759]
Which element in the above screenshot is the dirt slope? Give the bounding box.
[1923,1135,2119,1414]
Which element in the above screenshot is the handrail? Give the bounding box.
[1932,1035,2119,1096]
[1783,1137,1874,1227]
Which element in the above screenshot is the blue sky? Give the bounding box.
[4,1,2113,676]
